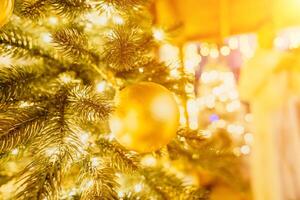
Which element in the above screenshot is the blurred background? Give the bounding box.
[151,0,300,199]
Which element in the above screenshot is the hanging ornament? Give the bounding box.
[110,82,179,153]
[0,0,14,28]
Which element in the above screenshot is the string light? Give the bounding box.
[240,145,251,155]
[170,68,180,78]
[91,157,101,168]
[48,16,58,25]
[152,28,165,42]
[118,191,125,198]
[41,33,52,43]
[11,148,19,155]
[96,81,107,92]
[0,55,12,65]
[134,183,143,192]
[220,46,231,56]
[79,132,90,143]
[202,130,212,138]
[227,124,244,136]
[226,100,241,112]
[84,180,94,189]
[138,68,144,73]
[19,101,33,108]
[200,45,210,56]
[141,155,157,167]
[85,12,108,26]
[68,189,77,196]
[59,73,73,83]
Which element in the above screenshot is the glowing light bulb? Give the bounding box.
[107,133,115,141]
[138,68,144,73]
[41,33,52,43]
[240,145,250,155]
[170,69,180,78]
[96,81,106,92]
[200,45,210,56]
[68,188,77,196]
[48,16,58,25]
[159,44,179,63]
[91,157,101,167]
[11,148,19,155]
[0,55,12,65]
[134,183,143,192]
[85,12,108,26]
[118,191,124,198]
[141,155,157,167]
[202,130,212,138]
[19,101,33,108]
[85,180,94,189]
[59,74,72,83]
[153,28,165,42]
[220,46,230,56]
[79,132,90,143]
[227,124,244,136]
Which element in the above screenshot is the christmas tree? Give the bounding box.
[0,0,249,199]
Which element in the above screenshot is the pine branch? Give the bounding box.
[0,27,34,58]
[102,25,153,71]
[16,0,49,19]
[96,0,147,11]
[0,27,65,68]
[33,87,83,158]
[15,158,61,200]
[14,85,90,199]
[177,128,206,143]
[0,107,47,153]
[186,188,210,200]
[114,60,171,84]
[97,138,140,172]
[67,85,113,122]
[52,27,100,64]
[167,140,243,189]
[50,0,91,19]
[0,63,60,105]
[142,167,186,200]
[0,65,39,103]
[79,160,119,200]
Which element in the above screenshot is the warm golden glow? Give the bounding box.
[153,28,165,42]
[110,82,179,153]
[96,81,107,92]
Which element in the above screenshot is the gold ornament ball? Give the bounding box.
[110,82,179,153]
[0,0,14,28]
